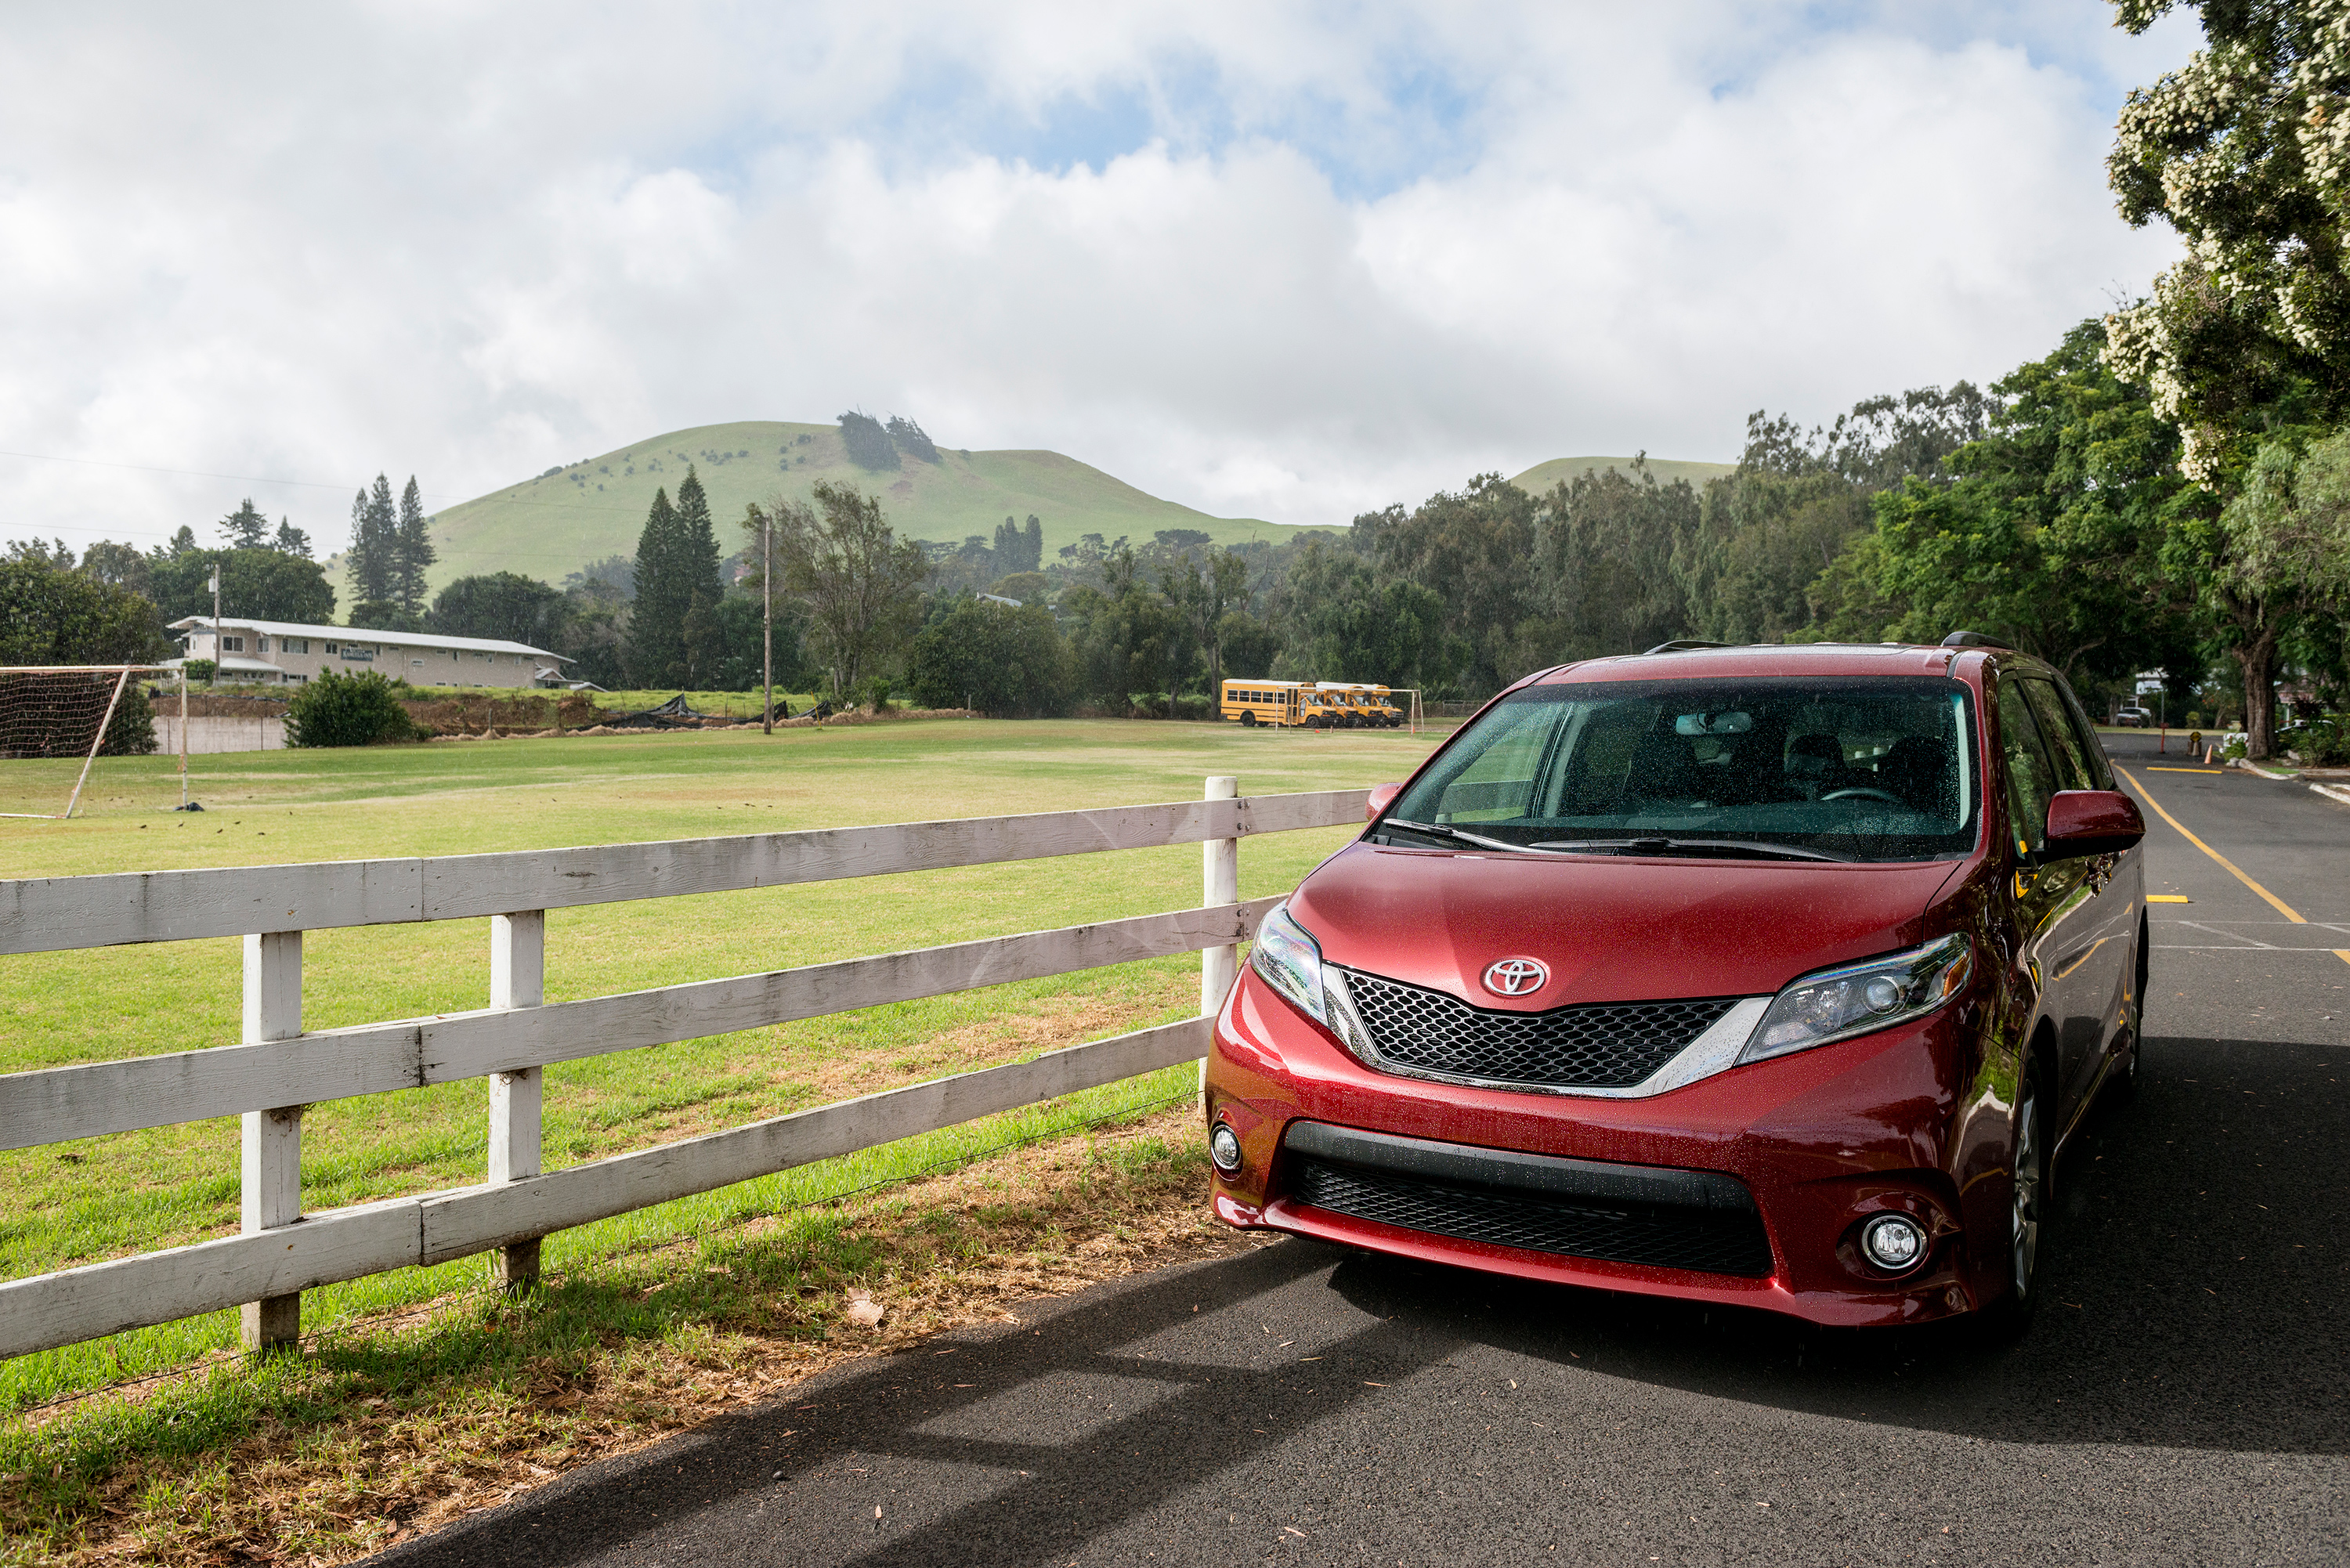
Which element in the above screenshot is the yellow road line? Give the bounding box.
[2338,951,2350,966]
[2117,764,2307,923]
[2147,894,2190,903]
[2146,766,2223,774]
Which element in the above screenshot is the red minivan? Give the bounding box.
[1203,638,2146,1332]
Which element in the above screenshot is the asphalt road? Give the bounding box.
[374,738,2350,1568]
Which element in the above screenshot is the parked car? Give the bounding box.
[1204,638,2146,1335]
[2113,706,2153,727]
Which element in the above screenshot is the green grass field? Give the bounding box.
[0,717,1439,1411]
[413,420,1332,592]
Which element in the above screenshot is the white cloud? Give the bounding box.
[0,1,2192,559]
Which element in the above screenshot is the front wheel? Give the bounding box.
[1979,1067,2048,1341]
[1239,710,1257,728]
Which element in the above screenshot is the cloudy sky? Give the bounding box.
[2,2,2196,562]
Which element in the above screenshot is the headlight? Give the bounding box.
[1737,934,1972,1066]
[1249,901,1327,1024]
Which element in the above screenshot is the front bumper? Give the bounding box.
[1206,967,1986,1328]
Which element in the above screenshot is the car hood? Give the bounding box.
[1289,842,1963,1007]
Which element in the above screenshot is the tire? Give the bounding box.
[1240,710,1257,728]
[2112,913,2150,1101]
[1979,1063,2049,1342]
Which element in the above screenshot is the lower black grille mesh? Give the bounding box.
[1340,971,1736,1090]
[1289,1157,1773,1277]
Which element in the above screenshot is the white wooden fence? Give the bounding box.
[0,777,1367,1361]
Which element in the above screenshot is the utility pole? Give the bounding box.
[210,565,222,686]
[761,508,774,734]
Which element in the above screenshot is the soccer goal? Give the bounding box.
[0,666,171,819]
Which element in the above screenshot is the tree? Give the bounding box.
[2105,0,2350,486]
[907,598,1072,715]
[0,558,169,666]
[273,518,313,558]
[219,498,272,549]
[885,415,940,463]
[2102,2,2350,754]
[394,477,435,620]
[625,486,688,687]
[150,547,336,627]
[78,540,152,596]
[2211,429,2350,745]
[1864,321,2189,678]
[347,475,398,607]
[1357,475,1542,696]
[431,572,570,646]
[775,479,931,692]
[837,411,898,472]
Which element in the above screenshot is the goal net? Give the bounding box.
[0,666,168,819]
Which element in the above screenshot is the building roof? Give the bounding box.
[168,616,569,663]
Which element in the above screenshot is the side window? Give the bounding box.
[2020,679,2095,793]
[1997,679,2058,858]
[2050,679,2117,789]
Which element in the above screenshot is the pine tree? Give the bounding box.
[673,465,724,681]
[347,475,397,609]
[219,498,271,549]
[273,518,313,558]
[626,486,687,687]
[394,476,436,619]
[1023,515,1043,573]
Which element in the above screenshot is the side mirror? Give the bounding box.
[2042,789,2145,858]
[1365,782,1404,822]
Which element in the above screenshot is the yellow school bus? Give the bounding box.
[1220,678,1343,728]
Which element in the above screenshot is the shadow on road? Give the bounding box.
[373,1025,2345,1567]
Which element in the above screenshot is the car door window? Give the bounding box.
[2020,680,2095,793]
[2049,680,2117,789]
[1998,679,2059,858]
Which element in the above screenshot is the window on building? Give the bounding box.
[221,636,244,652]
[255,638,269,653]
[284,638,309,654]
[324,642,337,653]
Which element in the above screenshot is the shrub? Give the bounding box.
[2185,710,2203,729]
[284,669,425,747]
[183,659,217,684]
[1172,693,1214,721]
[862,675,893,713]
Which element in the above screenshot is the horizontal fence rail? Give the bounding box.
[0,783,1368,1363]
[0,792,1347,955]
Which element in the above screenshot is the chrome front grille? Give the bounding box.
[1336,970,1737,1091]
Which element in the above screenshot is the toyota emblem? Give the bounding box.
[1481,958,1549,997]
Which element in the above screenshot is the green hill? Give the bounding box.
[414,421,1315,591]
[1509,455,1737,493]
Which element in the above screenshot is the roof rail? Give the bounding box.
[1940,630,2012,650]
[1641,639,1731,656]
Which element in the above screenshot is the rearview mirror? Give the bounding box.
[1366,782,1403,822]
[2042,789,2145,858]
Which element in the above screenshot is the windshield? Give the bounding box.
[1379,675,1979,863]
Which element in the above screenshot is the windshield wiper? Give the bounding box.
[1527,836,1858,863]
[1376,818,1547,853]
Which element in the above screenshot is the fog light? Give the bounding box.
[1864,976,1903,1013]
[1209,1122,1243,1176]
[1860,1213,1927,1272]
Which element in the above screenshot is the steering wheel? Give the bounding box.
[1822,786,1905,804]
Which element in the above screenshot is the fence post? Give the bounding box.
[1201,773,1240,1016]
[240,930,303,1353]
[488,911,545,1290]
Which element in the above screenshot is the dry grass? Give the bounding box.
[2,1102,1244,1566]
